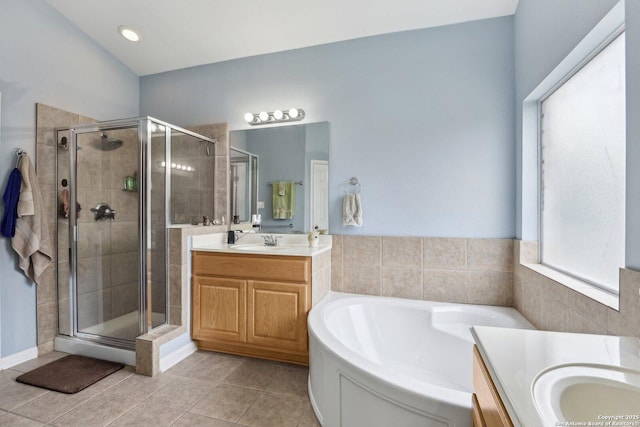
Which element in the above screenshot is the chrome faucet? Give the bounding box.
[262,234,281,247]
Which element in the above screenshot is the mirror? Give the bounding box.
[229,122,329,233]
[229,147,258,224]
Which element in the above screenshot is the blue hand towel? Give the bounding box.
[1,168,22,237]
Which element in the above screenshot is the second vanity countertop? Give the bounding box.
[191,232,332,257]
[472,326,640,426]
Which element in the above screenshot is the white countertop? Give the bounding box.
[472,326,640,426]
[191,232,332,257]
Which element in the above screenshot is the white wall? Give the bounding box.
[0,0,139,359]
[141,16,516,238]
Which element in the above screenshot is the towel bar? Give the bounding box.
[343,177,361,194]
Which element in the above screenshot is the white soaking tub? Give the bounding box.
[308,292,534,427]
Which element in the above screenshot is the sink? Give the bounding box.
[532,364,640,424]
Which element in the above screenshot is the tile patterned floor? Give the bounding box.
[0,350,320,426]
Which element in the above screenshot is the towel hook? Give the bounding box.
[343,177,361,194]
[14,148,26,168]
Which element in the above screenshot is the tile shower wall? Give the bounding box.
[514,241,640,339]
[331,235,514,306]
[36,104,95,353]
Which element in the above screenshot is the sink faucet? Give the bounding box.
[262,234,281,247]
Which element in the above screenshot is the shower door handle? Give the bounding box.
[73,225,79,242]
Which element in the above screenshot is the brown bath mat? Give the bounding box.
[16,354,124,394]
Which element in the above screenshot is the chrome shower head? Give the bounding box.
[100,132,124,150]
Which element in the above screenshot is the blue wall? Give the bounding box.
[514,0,640,269]
[0,0,139,358]
[141,16,516,238]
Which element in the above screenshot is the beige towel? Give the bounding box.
[343,193,363,227]
[11,154,53,285]
[17,153,34,217]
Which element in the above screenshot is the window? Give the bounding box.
[539,32,626,294]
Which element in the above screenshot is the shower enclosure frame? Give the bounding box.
[58,117,216,350]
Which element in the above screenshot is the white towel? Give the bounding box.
[11,154,53,285]
[17,154,34,217]
[343,193,363,227]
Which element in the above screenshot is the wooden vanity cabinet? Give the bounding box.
[472,345,513,427]
[192,251,311,365]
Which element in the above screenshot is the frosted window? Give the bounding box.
[540,32,625,293]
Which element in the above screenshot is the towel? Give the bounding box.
[11,154,53,285]
[17,154,35,217]
[273,181,295,219]
[1,168,22,237]
[343,193,363,227]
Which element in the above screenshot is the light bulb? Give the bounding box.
[186,166,192,171]
[288,108,299,119]
[259,111,269,121]
[171,163,176,168]
[244,112,254,123]
[118,26,141,42]
[160,161,166,167]
[273,110,284,120]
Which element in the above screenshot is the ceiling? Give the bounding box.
[46,0,519,76]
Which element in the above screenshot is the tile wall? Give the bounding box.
[36,103,97,352]
[330,236,514,306]
[514,240,640,338]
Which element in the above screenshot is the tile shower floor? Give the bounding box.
[0,350,320,426]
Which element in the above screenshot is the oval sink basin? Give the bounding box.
[532,364,640,424]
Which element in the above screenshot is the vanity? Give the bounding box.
[471,326,640,426]
[191,233,331,365]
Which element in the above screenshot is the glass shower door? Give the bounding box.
[72,127,141,344]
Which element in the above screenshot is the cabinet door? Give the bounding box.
[247,281,310,352]
[193,276,247,342]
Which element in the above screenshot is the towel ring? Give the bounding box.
[343,177,361,194]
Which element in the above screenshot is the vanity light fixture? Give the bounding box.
[118,25,141,42]
[244,108,305,126]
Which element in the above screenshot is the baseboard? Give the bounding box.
[159,341,198,372]
[0,346,38,370]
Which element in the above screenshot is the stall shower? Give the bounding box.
[55,117,215,354]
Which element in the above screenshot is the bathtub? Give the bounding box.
[308,292,534,427]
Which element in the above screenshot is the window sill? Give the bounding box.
[521,262,619,310]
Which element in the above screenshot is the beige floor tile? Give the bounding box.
[169,351,244,384]
[189,384,259,422]
[144,374,215,410]
[11,390,91,423]
[49,393,137,426]
[265,365,309,397]
[101,372,169,402]
[297,397,321,427]
[223,358,281,391]
[0,371,49,411]
[172,412,238,427]
[237,392,307,427]
[0,412,44,426]
[106,399,185,426]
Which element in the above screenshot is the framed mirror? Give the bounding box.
[229,121,329,234]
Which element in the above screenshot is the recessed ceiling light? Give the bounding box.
[118,26,141,42]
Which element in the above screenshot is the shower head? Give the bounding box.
[100,132,124,150]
